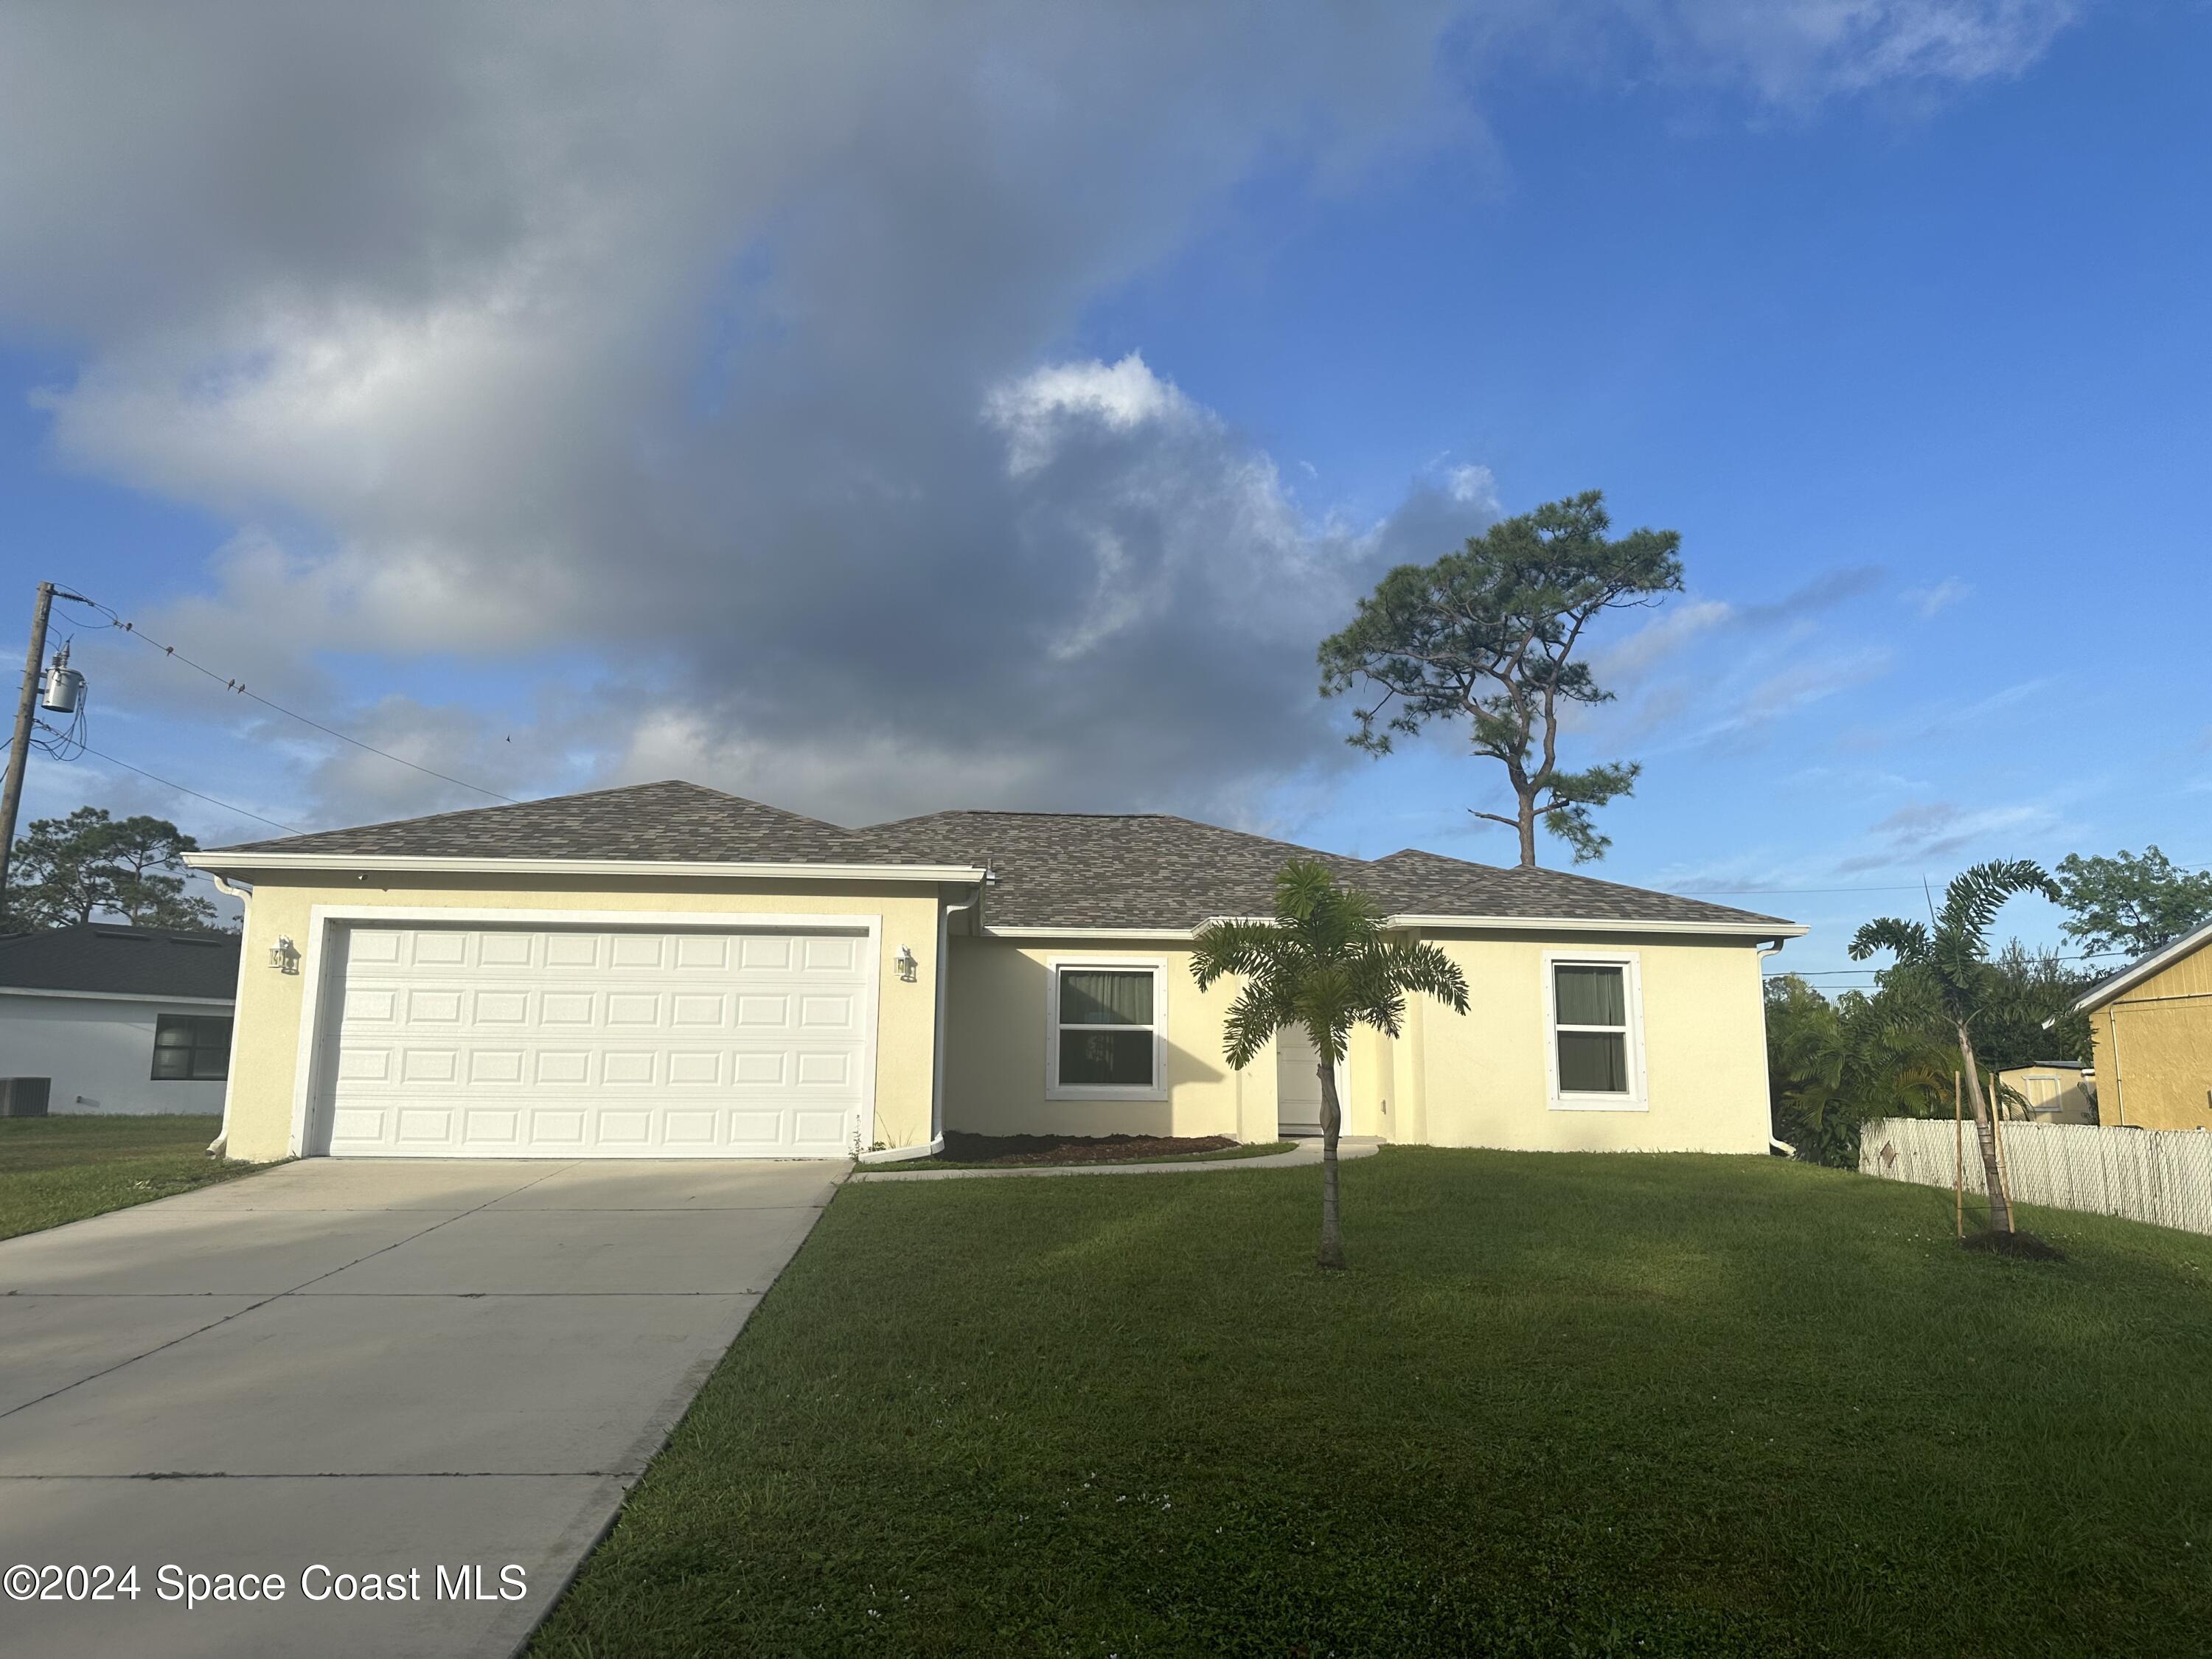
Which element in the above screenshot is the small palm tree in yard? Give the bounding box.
[1192,860,1468,1270]
[1849,858,2061,1238]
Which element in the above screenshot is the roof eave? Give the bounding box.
[2070,917,2212,1013]
[184,852,990,884]
[1384,914,1806,938]
[0,984,236,1006]
[983,914,1807,940]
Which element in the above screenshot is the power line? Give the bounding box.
[1765,947,2134,980]
[52,593,517,805]
[1677,883,1929,896]
[1681,859,2212,898]
[36,720,300,833]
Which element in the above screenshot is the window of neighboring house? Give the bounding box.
[1547,956,1644,1108]
[151,1014,232,1082]
[1048,963,1164,1098]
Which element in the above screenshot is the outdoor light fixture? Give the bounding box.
[268,935,300,974]
[895,946,918,983]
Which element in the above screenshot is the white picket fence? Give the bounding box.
[1859,1117,2212,1237]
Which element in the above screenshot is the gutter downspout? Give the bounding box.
[206,874,252,1159]
[1757,938,1795,1157]
[854,878,984,1166]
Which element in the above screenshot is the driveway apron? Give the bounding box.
[0,1157,838,1658]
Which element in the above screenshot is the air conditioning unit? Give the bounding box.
[0,1077,52,1118]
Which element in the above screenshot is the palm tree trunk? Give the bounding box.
[1315,1057,1347,1270]
[1955,1024,2012,1234]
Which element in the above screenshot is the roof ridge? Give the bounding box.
[868,808,1178,824]
[217,777,711,849]
[211,779,872,857]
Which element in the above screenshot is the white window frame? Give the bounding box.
[1543,950,1648,1112]
[1044,956,1169,1102]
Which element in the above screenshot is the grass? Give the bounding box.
[532,1149,2212,1658]
[0,1115,262,1240]
[919,1139,1297,1169]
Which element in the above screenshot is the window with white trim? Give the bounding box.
[1546,955,1644,1109]
[1048,962,1165,1098]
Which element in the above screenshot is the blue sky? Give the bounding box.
[1,1,2204,982]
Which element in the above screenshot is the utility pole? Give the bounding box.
[0,581,58,914]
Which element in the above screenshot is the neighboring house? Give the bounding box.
[1997,1061,2096,1125]
[2072,919,2212,1130]
[0,924,241,1114]
[184,781,1805,1164]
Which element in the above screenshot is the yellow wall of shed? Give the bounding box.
[2089,942,2212,1130]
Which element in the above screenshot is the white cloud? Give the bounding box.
[1445,462,1500,509]
[1833,797,2058,870]
[986,352,1197,476]
[1579,567,1893,752]
[1576,1,2082,101]
[1591,597,1737,683]
[1904,576,1972,616]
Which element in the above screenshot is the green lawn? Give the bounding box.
[919,1140,1297,1169]
[0,1115,261,1240]
[532,1149,2212,1657]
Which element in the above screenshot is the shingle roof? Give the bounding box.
[212,780,888,865]
[855,810,1375,931]
[854,813,1792,931]
[0,924,240,1001]
[1363,848,1790,928]
[206,780,1797,933]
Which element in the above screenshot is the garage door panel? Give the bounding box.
[321,925,871,1159]
[478,932,534,967]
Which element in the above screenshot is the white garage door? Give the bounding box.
[317,925,873,1158]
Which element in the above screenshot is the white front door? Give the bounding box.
[1276,1025,1348,1138]
[316,925,873,1158]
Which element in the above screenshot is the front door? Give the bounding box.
[1275,1025,1348,1139]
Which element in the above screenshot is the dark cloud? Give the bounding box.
[5,1,1493,829]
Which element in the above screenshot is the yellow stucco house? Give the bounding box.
[2072,920,2212,1130]
[184,781,1804,1164]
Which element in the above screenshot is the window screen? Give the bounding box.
[1056,969,1156,1088]
[1553,964,1629,1094]
[152,1014,232,1082]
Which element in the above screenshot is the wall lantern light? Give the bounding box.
[269,935,301,974]
[895,946,918,983]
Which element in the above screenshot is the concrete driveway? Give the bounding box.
[0,1157,839,1659]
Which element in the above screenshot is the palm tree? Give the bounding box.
[1848,859,2059,1234]
[1192,860,1469,1270]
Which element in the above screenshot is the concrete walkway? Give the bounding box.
[851,1135,1382,1182]
[0,1157,838,1659]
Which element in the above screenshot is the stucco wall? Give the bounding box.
[1382,931,1772,1154]
[223,873,944,1161]
[0,992,229,1116]
[942,935,1280,1141]
[939,929,1770,1153]
[2088,945,2212,1130]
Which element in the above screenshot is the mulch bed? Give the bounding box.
[1963,1229,2067,1261]
[935,1132,1239,1166]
